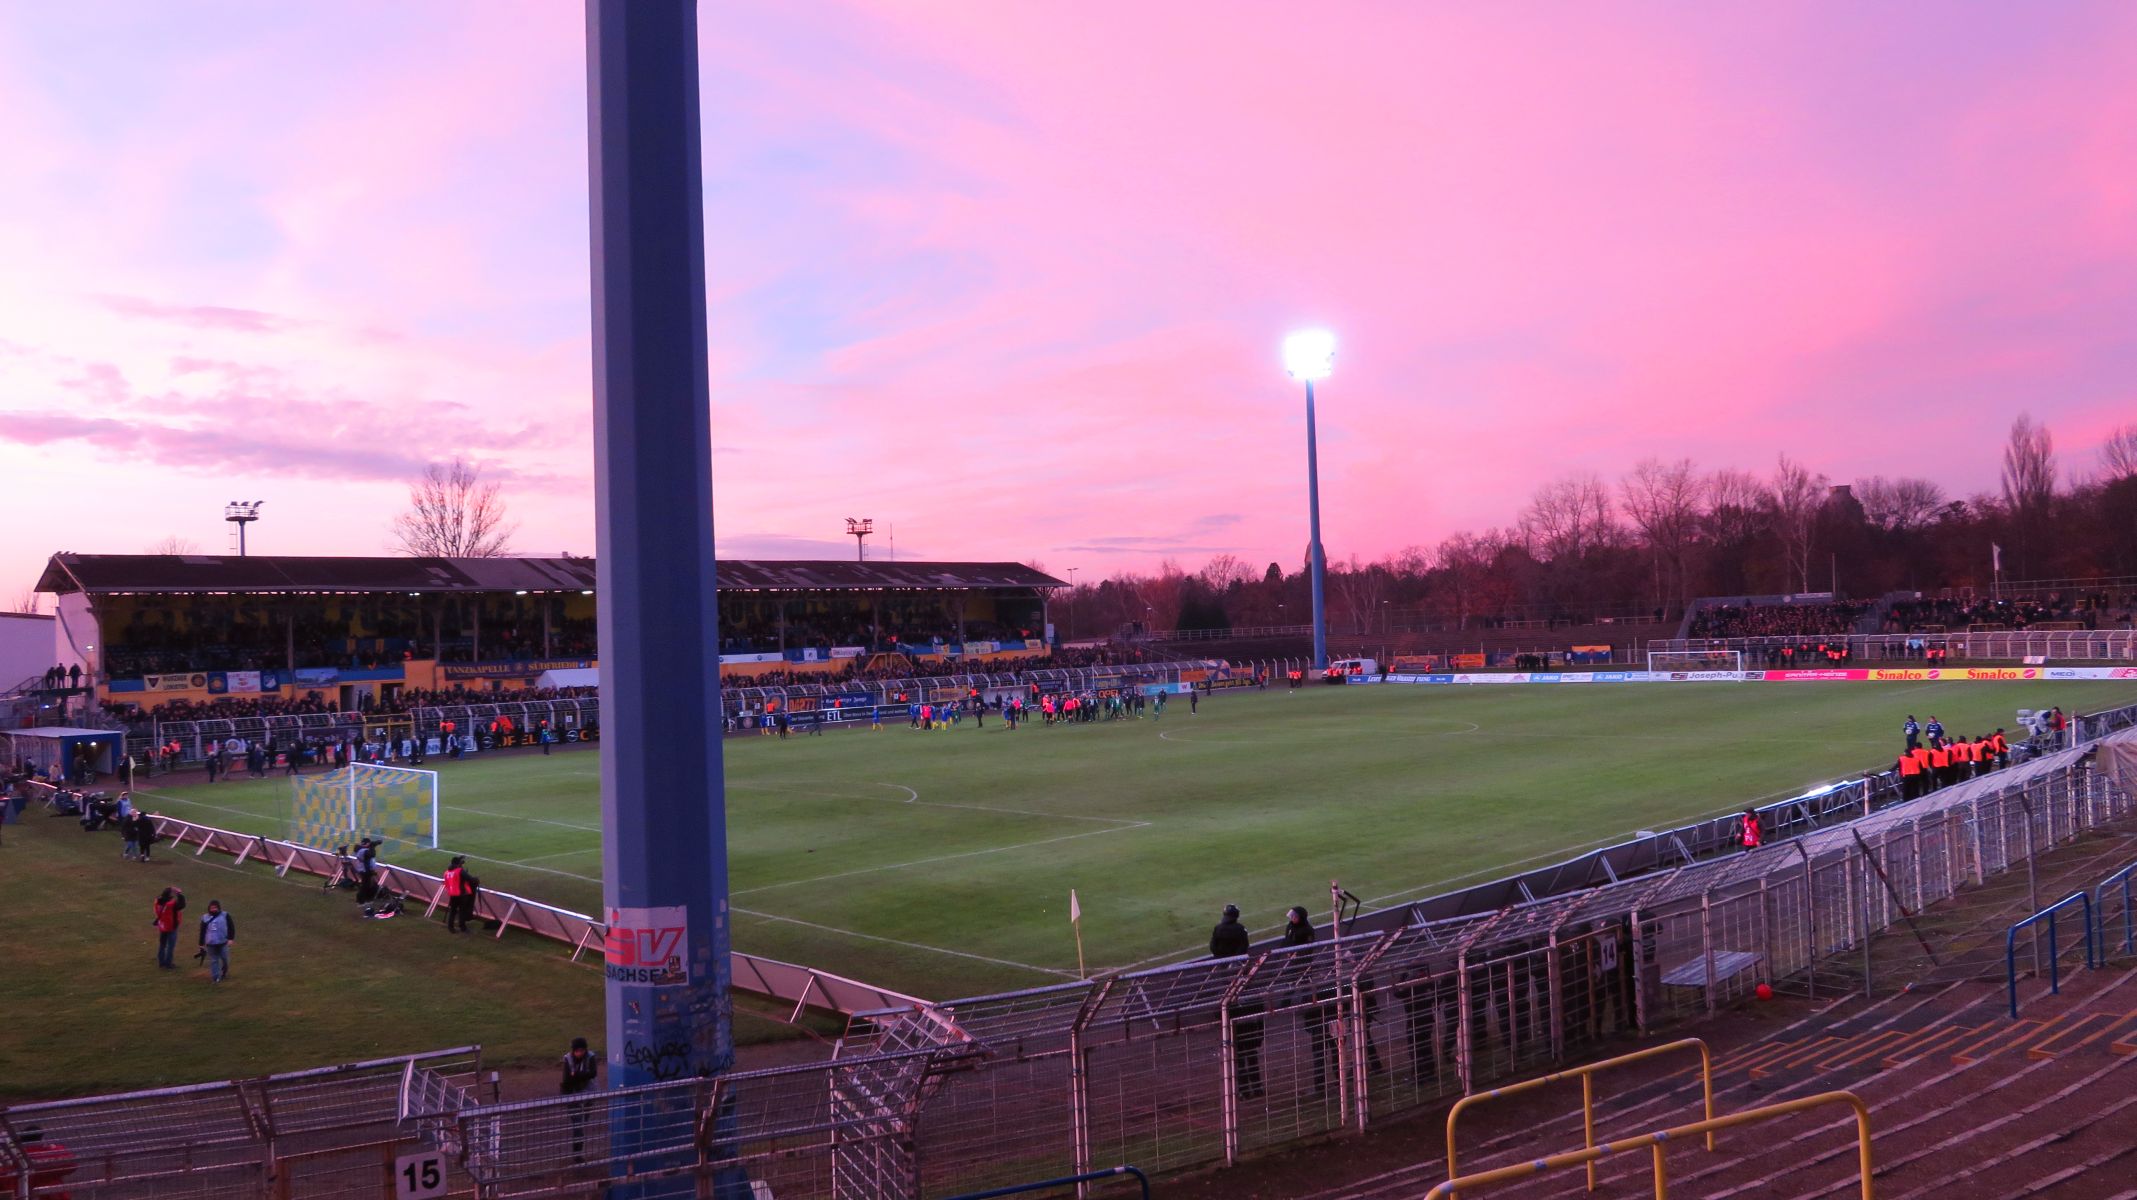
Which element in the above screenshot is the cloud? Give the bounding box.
[92,294,299,334]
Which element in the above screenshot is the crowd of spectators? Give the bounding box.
[102,602,599,678]
[100,684,599,732]
[92,646,1163,728]
[721,645,1156,690]
[715,605,1045,657]
[1688,601,1872,639]
[1885,591,2137,632]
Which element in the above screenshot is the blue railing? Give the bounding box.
[943,1165,1152,1200]
[2096,860,2137,959]
[2006,892,2097,1018]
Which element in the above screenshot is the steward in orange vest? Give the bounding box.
[1896,750,1924,798]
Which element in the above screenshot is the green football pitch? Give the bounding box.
[125,680,2137,1000]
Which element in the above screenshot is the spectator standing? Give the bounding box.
[1736,808,1763,852]
[130,811,158,863]
[353,838,379,903]
[443,856,476,934]
[198,900,235,983]
[1210,904,1264,1100]
[561,1037,601,1162]
[153,887,184,969]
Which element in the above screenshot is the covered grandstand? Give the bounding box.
[34,553,1065,713]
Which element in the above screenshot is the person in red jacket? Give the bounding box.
[152,886,184,969]
[442,856,477,934]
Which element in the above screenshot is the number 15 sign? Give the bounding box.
[393,1149,448,1199]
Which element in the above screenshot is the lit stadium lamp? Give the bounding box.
[1283,328,1335,670]
[1282,329,1335,381]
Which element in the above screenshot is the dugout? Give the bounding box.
[1,727,123,780]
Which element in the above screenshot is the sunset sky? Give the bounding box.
[4,2,2136,598]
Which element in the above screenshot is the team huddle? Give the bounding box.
[1893,714,2014,798]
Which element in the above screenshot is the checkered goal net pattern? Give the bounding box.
[285,764,437,851]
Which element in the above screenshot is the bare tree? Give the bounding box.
[1702,468,1769,546]
[391,460,518,558]
[1198,553,1252,591]
[1620,458,1702,614]
[7,588,39,614]
[1768,455,1827,592]
[1520,473,1616,562]
[145,536,200,555]
[1855,477,1948,533]
[2001,414,2056,519]
[2098,423,2137,483]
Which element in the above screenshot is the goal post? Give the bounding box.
[1645,649,1746,678]
[286,763,440,851]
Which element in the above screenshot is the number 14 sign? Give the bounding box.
[393,1149,448,1199]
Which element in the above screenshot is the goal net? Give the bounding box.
[1646,649,1746,678]
[286,763,440,851]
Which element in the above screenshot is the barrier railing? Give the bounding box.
[2006,891,2097,1018]
[2097,860,2137,959]
[1443,1038,1714,1194]
[1423,1091,1873,1200]
[116,808,927,1020]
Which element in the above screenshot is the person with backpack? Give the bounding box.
[198,900,235,983]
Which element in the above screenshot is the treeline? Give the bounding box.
[1055,417,2137,639]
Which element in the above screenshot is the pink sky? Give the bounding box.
[4,2,2136,596]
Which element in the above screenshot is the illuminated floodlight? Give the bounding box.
[1282,329,1336,381]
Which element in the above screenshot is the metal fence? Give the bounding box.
[0,1047,485,1200]
[1653,629,2137,662]
[16,714,2136,1197]
[117,661,1225,766]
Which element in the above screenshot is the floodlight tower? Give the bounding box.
[846,517,874,561]
[1283,330,1335,671]
[224,501,263,556]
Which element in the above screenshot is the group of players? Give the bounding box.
[1893,714,2012,798]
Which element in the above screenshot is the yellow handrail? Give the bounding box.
[1424,1090,1873,1200]
[1445,1038,1714,1193]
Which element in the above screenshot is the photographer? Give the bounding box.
[152,887,184,969]
[352,838,380,903]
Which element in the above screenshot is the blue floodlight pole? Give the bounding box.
[1305,378,1328,670]
[587,0,732,1123]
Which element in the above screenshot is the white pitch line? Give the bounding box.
[731,907,1075,979]
[732,821,1151,897]
[445,805,603,833]
[511,847,602,866]
[732,779,1137,826]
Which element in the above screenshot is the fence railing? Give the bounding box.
[6,779,924,1022]
[17,736,2134,1197]
[0,1046,484,1200]
[2006,892,2097,1018]
[2097,859,2137,959]
[1423,1091,1875,1200]
[1654,629,2137,662]
[1443,1038,1714,1193]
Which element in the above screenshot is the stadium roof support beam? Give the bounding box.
[587,0,733,1120]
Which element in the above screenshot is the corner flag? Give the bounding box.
[1992,543,2003,573]
[1069,889,1086,979]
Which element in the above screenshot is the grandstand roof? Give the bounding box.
[34,554,1063,596]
